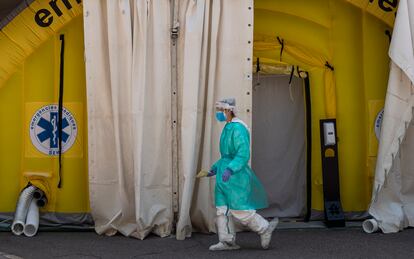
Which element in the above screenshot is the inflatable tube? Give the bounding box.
[0,0,82,87]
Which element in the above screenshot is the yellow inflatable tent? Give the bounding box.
[253,0,394,216]
[0,0,89,224]
[0,0,396,228]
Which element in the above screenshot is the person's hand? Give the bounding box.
[207,168,217,177]
[196,169,216,178]
[196,170,209,178]
[222,168,233,182]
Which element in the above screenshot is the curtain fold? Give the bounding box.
[131,0,173,239]
[84,0,172,239]
[369,0,414,233]
[175,0,217,239]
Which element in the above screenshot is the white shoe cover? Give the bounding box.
[209,241,241,251]
[260,218,279,249]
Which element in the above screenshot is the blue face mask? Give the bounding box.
[215,111,227,122]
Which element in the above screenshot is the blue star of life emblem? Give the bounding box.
[30,104,77,155]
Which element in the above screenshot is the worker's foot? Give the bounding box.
[260,218,279,249]
[209,241,240,251]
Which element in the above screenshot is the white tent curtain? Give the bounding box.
[369,0,414,233]
[84,0,173,239]
[176,0,253,240]
[84,0,253,239]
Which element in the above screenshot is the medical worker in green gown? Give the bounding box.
[197,98,278,251]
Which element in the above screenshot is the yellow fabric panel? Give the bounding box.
[18,36,57,211]
[0,71,23,212]
[308,70,327,211]
[255,0,332,28]
[362,12,391,206]
[324,69,336,118]
[362,13,391,101]
[23,172,53,211]
[25,17,87,213]
[254,35,337,118]
[346,0,397,26]
[0,0,82,89]
[331,0,367,211]
[0,16,88,213]
[254,9,331,57]
[0,34,26,82]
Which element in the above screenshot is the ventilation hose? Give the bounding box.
[11,185,36,235]
[24,199,39,237]
[363,219,379,233]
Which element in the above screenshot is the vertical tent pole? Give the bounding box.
[170,0,180,221]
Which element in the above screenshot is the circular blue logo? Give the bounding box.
[29,104,77,155]
[375,109,384,140]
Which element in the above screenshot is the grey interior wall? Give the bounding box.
[252,74,306,218]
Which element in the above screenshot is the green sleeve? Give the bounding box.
[227,124,250,174]
[211,160,220,172]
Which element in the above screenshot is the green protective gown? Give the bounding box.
[211,121,268,210]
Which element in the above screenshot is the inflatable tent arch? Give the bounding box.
[0,0,396,229]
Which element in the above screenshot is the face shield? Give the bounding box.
[215,98,236,112]
[215,98,236,122]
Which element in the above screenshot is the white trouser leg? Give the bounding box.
[231,210,269,234]
[231,210,278,249]
[216,206,236,243]
[209,207,240,251]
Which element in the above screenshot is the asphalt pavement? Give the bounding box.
[0,226,413,259]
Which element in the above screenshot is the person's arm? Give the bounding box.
[210,160,219,174]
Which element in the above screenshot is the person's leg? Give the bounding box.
[209,206,240,251]
[231,210,278,249]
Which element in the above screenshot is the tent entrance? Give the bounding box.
[252,73,311,220]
